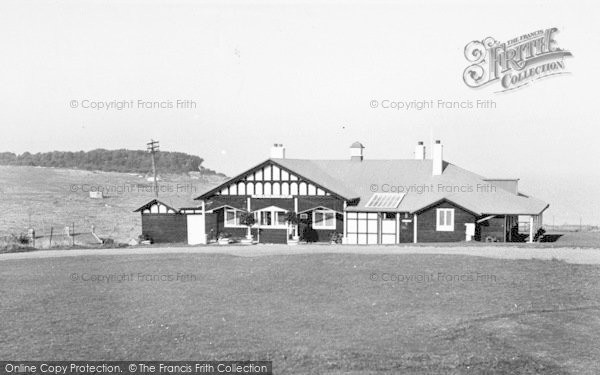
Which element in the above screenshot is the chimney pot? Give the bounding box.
[270,144,286,159]
[415,141,426,160]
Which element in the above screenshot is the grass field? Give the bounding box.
[1,251,599,374]
[0,166,222,244]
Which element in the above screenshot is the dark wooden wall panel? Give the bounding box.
[141,214,187,243]
[258,229,288,244]
[416,201,476,242]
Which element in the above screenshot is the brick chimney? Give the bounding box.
[432,140,443,175]
[414,141,426,160]
[270,143,285,159]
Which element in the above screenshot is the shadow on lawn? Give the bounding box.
[461,304,600,325]
[540,234,563,243]
[430,304,600,374]
[438,324,572,375]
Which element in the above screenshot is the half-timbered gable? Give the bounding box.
[204,160,341,199]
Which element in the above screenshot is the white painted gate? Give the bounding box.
[186,214,206,245]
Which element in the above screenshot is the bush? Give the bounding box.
[138,234,153,244]
[239,212,256,227]
[329,232,343,244]
[15,233,30,245]
[285,212,299,225]
[0,149,218,175]
[534,227,546,242]
[218,232,232,239]
[0,234,35,254]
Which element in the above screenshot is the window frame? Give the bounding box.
[253,208,288,229]
[224,208,246,228]
[436,208,455,231]
[312,209,337,230]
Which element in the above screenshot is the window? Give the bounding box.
[260,211,272,226]
[254,208,288,228]
[276,212,287,226]
[313,210,336,230]
[225,209,244,227]
[346,212,377,244]
[436,208,455,231]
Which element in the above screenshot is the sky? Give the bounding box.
[1,0,599,225]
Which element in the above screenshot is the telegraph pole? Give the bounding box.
[147,139,160,197]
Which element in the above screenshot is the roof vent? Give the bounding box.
[350,141,364,162]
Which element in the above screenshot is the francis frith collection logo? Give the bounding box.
[463,28,572,92]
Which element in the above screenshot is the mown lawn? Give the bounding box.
[1,252,599,374]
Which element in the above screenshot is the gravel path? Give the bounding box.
[1,244,600,264]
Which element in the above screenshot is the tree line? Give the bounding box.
[0,149,224,175]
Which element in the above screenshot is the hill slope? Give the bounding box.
[0,166,224,244]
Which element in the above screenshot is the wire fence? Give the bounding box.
[1,217,141,249]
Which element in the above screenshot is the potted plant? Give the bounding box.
[286,212,300,245]
[330,232,342,244]
[138,233,153,245]
[217,232,232,245]
[207,228,217,243]
[239,212,256,244]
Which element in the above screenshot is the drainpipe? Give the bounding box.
[246,197,252,240]
[395,213,400,244]
[201,200,206,244]
[343,201,347,244]
[294,197,299,238]
[413,214,418,243]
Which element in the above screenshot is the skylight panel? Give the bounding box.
[365,193,404,209]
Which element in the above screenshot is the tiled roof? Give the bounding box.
[133,197,200,212]
[273,158,548,215]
